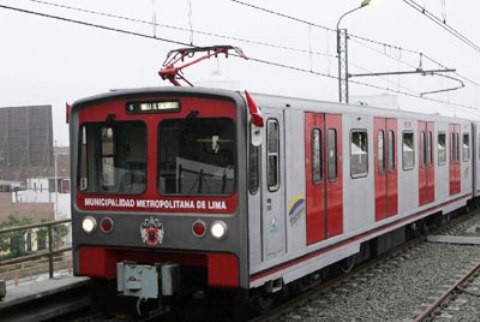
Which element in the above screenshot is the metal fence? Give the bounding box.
[0,219,72,283]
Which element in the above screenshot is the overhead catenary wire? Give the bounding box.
[0,4,191,47]
[0,3,478,115]
[23,0,336,58]
[403,0,480,53]
[31,0,477,94]
[229,0,334,32]
[26,0,477,90]
[229,0,480,90]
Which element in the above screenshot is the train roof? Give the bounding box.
[250,92,473,124]
[71,86,241,109]
[72,86,473,124]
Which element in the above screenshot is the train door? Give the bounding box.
[418,121,435,205]
[262,111,285,259]
[449,124,461,195]
[374,118,398,221]
[305,113,343,245]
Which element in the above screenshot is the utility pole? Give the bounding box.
[54,140,58,220]
[337,28,349,103]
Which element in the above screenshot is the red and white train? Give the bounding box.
[69,86,480,310]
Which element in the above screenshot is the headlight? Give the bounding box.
[210,221,228,240]
[82,216,97,234]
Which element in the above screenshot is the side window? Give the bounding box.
[456,133,460,162]
[451,132,459,163]
[427,131,433,166]
[420,131,426,168]
[79,126,88,190]
[402,132,415,170]
[350,130,368,178]
[249,127,260,194]
[463,133,470,162]
[328,129,337,181]
[388,130,395,171]
[267,119,280,191]
[378,130,385,173]
[312,129,322,184]
[438,132,446,166]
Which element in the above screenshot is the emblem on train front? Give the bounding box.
[140,217,164,246]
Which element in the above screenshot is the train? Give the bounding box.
[69,85,480,314]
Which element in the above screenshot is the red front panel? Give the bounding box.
[325,114,343,237]
[305,113,326,244]
[78,247,239,287]
[78,247,119,279]
[449,124,461,195]
[207,253,239,287]
[374,118,398,221]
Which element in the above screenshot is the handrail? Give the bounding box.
[0,219,72,279]
[0,218,71,234]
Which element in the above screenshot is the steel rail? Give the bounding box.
[413,261,480,322]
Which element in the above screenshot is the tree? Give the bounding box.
[38,218,70,249]
[0,214,32,259]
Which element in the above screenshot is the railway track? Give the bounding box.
[252,208,480,322]
[413,262,480,321]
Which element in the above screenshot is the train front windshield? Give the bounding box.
[78,117,236,196]
[158,117,236,195]
[79,121,147,194]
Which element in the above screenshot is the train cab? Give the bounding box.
[70,87,251,302]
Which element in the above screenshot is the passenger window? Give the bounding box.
[267,119,280,191]
[402,132,415,171]
[462,133,470,162]
[438,133,446,166]
[463,133,470,162]
[388,130,395,172]
[312,129,322,184]
[378,130,385,173]
[420,131,426,168]
[328,129,337,181]
[451,132,459,163]
[249,130,260,194]
[427,131,433,166]
[350,130,368,178]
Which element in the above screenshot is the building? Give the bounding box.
[13,146,71,220]
[0,105,54,181]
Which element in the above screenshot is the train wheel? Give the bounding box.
[252,292,278,314]
[441,213,451,225]
[340,255,356,273]
[420,219,430,235]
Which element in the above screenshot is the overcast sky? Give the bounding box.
[1,0,480,146]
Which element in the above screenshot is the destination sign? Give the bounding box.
[126,101,180,114]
